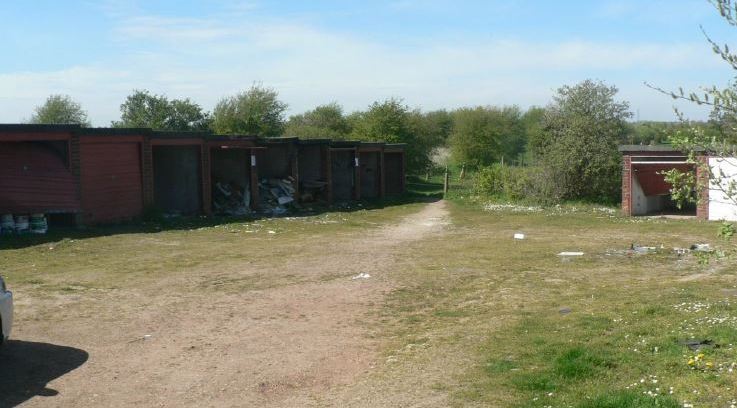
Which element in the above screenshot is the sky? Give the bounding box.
[0,0,736,125]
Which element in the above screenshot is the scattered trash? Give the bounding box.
[128,334,154,343]
[484,203,542,213]
[631,244,657,254]
[691,243,712,252]
[352,272,371,280]
[259,178,297,215]
[558,252,584,256]
[513,233,525,240]
[299,180,329,203]
[213,181,251,216]
[679,339,718,351]
[674,247,690,256]
[559,307,572,315]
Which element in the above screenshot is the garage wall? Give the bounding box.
[331,150,355,201]
[384,152,404,196]
[153,146,201,215]
[709,157,737,221]
[211,148,249,187]
[631,174,670,215]
[298,145,322,182]
[80,141,143,224]
[360,152,380,199]
[258,145,292,180]
[0,141,80,214]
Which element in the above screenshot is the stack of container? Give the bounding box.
[14,215,29,234]
[0,214,14,235]
[0,214,48,235]
[30,214,48,234]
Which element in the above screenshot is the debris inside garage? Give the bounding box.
[259,177,297,215]
[212,181,251,216]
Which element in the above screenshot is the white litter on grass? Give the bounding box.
[352,273,371,280]
[692,243,712,252]
[483,203,542,213]
[558,252,584,256]
[267,230,276,234]
[514,233,525,240]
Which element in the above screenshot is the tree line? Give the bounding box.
[28,80,729,205]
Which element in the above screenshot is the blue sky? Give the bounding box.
[0,0,735,125]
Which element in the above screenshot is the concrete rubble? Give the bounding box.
[212,181,251,216]
[259,177,297,216]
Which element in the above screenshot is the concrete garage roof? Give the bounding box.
[618,144,683,153]
[0,124,82,132]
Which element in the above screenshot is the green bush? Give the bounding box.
[473,164,566,204]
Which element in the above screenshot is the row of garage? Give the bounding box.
[0,125,406,225]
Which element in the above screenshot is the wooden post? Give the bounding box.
[443,166,449,196]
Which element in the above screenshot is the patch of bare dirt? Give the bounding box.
[7,201,450,407]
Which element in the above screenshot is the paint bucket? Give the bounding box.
[1,214,14,235]
[30,213,48,234]
[14,215,29,234]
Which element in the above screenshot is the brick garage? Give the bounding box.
[0,125,407,225]
[77,128,148,224]
[383,144,406,196]
[0,125,80,225]
[149,132,207,216]
[329,141,360,203]
[358,142,384,199]
[619,145,706,219]
[206,136,260,214]
[296,139,331,204]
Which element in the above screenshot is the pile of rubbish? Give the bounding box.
[212,181,251,216]
[259,177,297,216]
[1,213,48,235]
[299,180,329,203]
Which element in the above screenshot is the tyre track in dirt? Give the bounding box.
[13,200,450,407]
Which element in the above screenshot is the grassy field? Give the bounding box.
[374,200,737,407]
[2,190,737,407]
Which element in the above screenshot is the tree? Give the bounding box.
[449,106,524,168]
[407,109,454,173]
[113,90,211,131]
[212,85,287,137]
[421,110,454,144]
[29,94,90,126]
[536,80,632,203]
[285,103,351,139]
[350,98,437,173]
[521,106,547,163]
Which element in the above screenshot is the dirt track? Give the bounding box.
[1,201,449,407]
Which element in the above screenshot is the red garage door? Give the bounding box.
[80,142,143,224]
[0,142,80,214]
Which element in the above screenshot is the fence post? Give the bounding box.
[443,167,449,196]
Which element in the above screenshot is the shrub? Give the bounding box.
[473,164,567,205]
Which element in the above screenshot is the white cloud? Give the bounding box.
[0,10,729,125]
